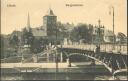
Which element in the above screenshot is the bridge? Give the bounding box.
[57,44,127,77]
[1,44,127,80]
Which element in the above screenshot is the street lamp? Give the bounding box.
[98,19,104,49]
[109,6,116,75]
[109,6,115,50]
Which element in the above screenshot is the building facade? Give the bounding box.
[24,8,57,40]
[92,26,105,44]
[103,30,114,43]
[43,8,57,37]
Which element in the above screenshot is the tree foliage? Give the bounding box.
[9,35,19,47]
[0,35,4,58]
[30,38,44,53]
[56,22,69,38]
[70,24,92,43]
[22,28,34,46]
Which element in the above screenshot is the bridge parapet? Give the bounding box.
[59,44,127,55]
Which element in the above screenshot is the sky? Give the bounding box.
[1,0,127,35]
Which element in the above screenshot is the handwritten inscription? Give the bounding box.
[66,4,83,7]
[7,4,16,7]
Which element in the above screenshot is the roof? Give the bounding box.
[31,28,47,37]
[45,8,55,16]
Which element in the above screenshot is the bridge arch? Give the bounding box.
[62,52,113,72]
[68,53,88,57]
[67,53,91,62]
[59,46,127,79]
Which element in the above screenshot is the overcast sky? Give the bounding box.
[1,0,127,35]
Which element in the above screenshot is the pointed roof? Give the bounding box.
[26,12,31,31]
[46,8,55,16]
[27,13,30,27]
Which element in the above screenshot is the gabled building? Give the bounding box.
[92,25,105,44]
[25,13,47,39]
[103,29,115,43]
[24,8,57,40]
[31,27,47,39]
[22,8,58,45]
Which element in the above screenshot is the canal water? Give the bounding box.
[1,73,112,80]
[1,62,113,80]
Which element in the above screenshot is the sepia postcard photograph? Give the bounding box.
[0,0,127,80]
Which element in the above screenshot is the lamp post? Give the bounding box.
[98,19,101,48]
[109,6,115,50]
[98,19,104,49]
[112,6,115,51]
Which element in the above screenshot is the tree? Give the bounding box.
[0,35,4,59]
[70,24,92,43]
[47,22,70,45]
[30,38,43,53]
[9,34,19,51]
[56,22,69,38]
[22,28,34,46]
[70,27,80,42]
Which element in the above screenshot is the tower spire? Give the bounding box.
[27,12,30,28]
[26,12,31,31]
[46,5,55,16]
